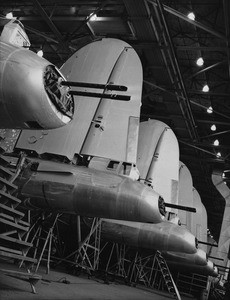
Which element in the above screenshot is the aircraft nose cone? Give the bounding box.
[167,223,197,254]
[212,266,219,277]
[195,249,208,266]
[115,178,164,223]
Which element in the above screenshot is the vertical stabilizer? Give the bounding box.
[193,188,207,252]
[137,120,179,206]
[178,162,194,230]
[80,45,142,163]
[137,119,166,179]
[15,38,141,162]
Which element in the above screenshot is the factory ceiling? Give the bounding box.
[1,0,229,241]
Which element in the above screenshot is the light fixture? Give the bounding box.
[213,139,219,146]
[6,12,14,19]
[211,124,216,131]
[37,49,43,57]
[207,106,213,114]
[88,13,97,21]
[216,152,221,158]
[187,12,195,21]
[196,57,204,66]
[202,84,209,92]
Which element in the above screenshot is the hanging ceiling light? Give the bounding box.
[37,49,43,57]
[187,12,195,21]
[207,106,213,114]
[213,139,219,146]
[202,84,209,92]
[88,13,97,21]
[196,57,204,66]
[216,152,221,158]
[211,124,216,131]
[6,12,14,19]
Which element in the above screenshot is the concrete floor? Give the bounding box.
[0,260,196,300]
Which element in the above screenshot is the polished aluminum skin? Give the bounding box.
[100,219,197,254]
[163,250,218,277]
[0,42,74,129]
[16,159,164,223]
[163,248,208,266]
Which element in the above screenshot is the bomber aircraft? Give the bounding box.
[1,20,199,259]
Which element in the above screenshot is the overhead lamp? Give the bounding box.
[213,139,219,146]
[207,106,213,114]
[37,49,43,57]
[196,57,204,66]
[88,13,97,21]
[187,12,195,21]
[6,12,14,19]
[211,124,216,131]
[202,84,209,92]
[216,152,221,158]
[70,6,76,14]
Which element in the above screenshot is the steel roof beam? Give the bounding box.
[176,46,227,52]
[32,0,64,42]
[142,14,198,141]
[186,61,226,80]
[223,0,230,80]
[147,0,227,41]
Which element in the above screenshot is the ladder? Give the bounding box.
[0,152,37,267]
[155,251,181,300]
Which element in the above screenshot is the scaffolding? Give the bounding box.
[0,151,41,293]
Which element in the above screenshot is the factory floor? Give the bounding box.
[0,260,196,300]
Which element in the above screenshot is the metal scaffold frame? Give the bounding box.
[53,217,102,277]
[0,151,41,293]
[74,217,102,272]
[20,212,65,274]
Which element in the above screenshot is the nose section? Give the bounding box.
[117,179,164,223]
[167,222,197,254]
[195,249,208,266]
[212,265,219,277]
[138,221,197,254]
[205,260,218,277]
[137,184,165,223]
